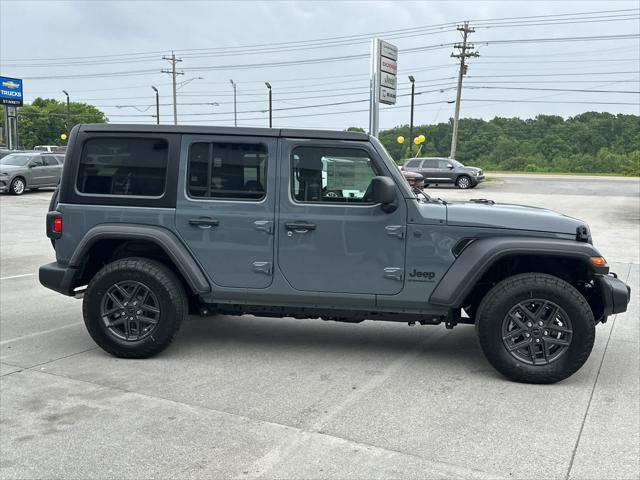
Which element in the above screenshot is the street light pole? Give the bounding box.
[151,86,160,124]
[408,76,415,157]
[62,90,70,134]
[265,82,272,128]
[229,79,237,127]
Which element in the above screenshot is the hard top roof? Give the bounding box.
[77,124,370,141]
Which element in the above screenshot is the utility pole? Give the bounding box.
[408,75,415,157]
[449,22,479,159]
[161,52,183,125]
[62,90,70,133]
[151,86,160,124]
[265,82,272,128]
[229,79,237,127]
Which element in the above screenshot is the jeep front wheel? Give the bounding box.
[476,273,595,384]
[83,258,187,358]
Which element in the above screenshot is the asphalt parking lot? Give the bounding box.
[1,174,638,480]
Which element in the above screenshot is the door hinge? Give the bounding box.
[383,267,404,281]
[253,261,272,275]
[385,225,405,239]
[254,220,273,234]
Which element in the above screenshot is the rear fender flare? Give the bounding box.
[69,224,210,294]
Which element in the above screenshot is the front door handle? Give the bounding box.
[285,222,316,233]
[189,217,219,228]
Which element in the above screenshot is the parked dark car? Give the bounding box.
[401,157,484,189]
[0,151,65,195]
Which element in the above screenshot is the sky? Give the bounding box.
[1,0,639,131]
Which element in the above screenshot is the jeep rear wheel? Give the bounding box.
[83,257,187,358]
[476,273,595,384]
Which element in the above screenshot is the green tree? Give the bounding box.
[378,112,639,176]
[1,98,107,149]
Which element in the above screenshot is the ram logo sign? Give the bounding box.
[0,76,24,106]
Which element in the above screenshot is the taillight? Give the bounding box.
[46,211,63,240]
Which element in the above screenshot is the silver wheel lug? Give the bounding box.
[525,333,531,338]
[535,338,541,343]
[136,310,141,315]
[124,302,128,306]
[526,322,532,328]
[538,321,544,326]
[544,330,549,336]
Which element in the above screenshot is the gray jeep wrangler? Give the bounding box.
[40,124,630,384]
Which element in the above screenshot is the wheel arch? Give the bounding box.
[430,236,608,316]
[69,224,210,296]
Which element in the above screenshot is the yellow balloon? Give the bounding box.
[396,135,405,144]
[414,136,421,145]
[418,134,426,142]
[60,133,68,141]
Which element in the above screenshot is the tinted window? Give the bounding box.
[404,159,421,168]
[187,141,267,200]
[55,155,65,163]
[77,137,168,196]
[421,159,438,168]
[438,160,453,169]
[43,156,59,166]
[291,146,377,203]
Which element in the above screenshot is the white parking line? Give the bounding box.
[0,322,82,347]
[0,273,36,281]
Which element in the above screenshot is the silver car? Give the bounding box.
[0,152,64,195]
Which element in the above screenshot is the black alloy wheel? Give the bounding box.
[100,280,161,342]
[501,299,573,366]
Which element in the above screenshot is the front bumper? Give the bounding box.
[472,174,485,184]
[596,273,631,316]
[39,261,79,296]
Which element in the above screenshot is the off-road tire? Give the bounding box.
[9,177,25,195]
[476,273,595,384]
[83,257,187,358]
[456,175,471,189]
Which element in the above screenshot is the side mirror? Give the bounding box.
[446,164,454,169]
[370,176,397,213]
[27,163,35,168]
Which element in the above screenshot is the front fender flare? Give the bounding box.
[429,236,605,308]
[69,224,211,294]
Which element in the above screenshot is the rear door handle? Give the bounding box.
[285,222,316,233]
[189,217,219,228]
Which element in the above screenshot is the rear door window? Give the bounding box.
[43,156,59,166]
[404,159,421,168]
[77,137,168,196]
[187,141,267,201]
[421,159,437,168]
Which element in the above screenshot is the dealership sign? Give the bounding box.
[378,41,397,105]
[0,76,24,106]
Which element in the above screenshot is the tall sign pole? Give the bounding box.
[0,76,23,149]
[368,39,397,138]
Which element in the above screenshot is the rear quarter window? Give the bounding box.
[77,137,168,197]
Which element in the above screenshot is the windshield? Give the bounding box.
[0,154,33,166]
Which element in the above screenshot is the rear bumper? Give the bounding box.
[39,261,78,296]
[596,273,631,316]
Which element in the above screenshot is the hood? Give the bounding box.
[444,200,584,235]
[0,164,26,173]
